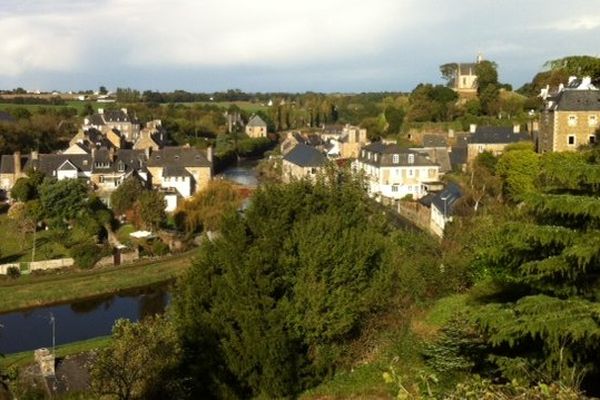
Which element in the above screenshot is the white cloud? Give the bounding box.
[536,15,600,32]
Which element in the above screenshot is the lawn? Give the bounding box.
[0,250,194,313]
[0,101,103,114]
[0,215,69,264]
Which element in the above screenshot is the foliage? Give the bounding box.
[444,377,588,400]
[172,176,438,398]
[39,178,89,226]
[6,266,20,279]
[71,242,106,269]
[495,147,540,201]
[174,180,242,233]
[91,316,182,400]
[110,176,146,216]
[405,84,458,123]
[545,56,600,80]
[135,191,166,231]
[475,61,501,116]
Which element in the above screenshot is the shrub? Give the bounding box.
[71,242,106,269]
[6,266,21,279]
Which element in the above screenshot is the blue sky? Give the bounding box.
[0,0,599,93]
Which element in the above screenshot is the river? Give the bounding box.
[0,161,259,355]
[0,286,170,354]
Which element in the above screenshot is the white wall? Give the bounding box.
[161,176,192,198]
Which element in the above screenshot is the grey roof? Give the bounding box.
[457,63,477,76]
[36,154,93,174]
[422,135,448,148]
[412,148,451,173]
[162,165,192,178]
[147,147,211,168]
[0,154,28,174]
[449,146,468,167]
[469,127,531,144]
[247,115,267,127]
[431,183,463,216]
[359,142,437,167]
[283,143,327,167]
[0,111,16,123]
[554,90,600,111]
[87,113,105,126]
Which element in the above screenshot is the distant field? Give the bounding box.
[176,101,269,113]
[0,100,104,113]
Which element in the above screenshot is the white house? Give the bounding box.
[430,183,463,237]
[353,142,440,200]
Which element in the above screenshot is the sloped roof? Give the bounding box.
[554,90,600,111]
[449,146,468,167]
[0,154,28,174]
[247,115,267,127]
[423,135,448,148]
[412,148,451,173]
[162,165,192,178]
[431,183,463,216]
[470,127,531,144]
[457,63,477,76]
[147,147,211,168]
[283,143,327,167]
[360,142,437,167]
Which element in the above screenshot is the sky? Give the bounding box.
[0,0,599,93]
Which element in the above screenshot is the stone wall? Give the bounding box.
[397,200,431,232]
[0,258,74,275]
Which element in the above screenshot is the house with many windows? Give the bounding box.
[466,126,531,165]
[538,76,600,153]
[352,142,441,201]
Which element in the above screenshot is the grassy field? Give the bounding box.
[0,250,194,313]
[0,336,111,370]
[0,215,69,263]
[0,101,104,114]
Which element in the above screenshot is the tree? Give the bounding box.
[495,144,540,201]
[111,176,146,216]
[10,178,35,202]
[174,180,242,233]
[136,191,166,231]
[461,150,600,390]
[91,316,182,400]
[440,63,459,87]
[475,61,501,116]
[99,86,108,95]
[39,179,89,226]
[545,55,600,81]
[173,176,416,397]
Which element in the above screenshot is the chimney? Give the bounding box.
[109,147,115,162]
[513,124,521,134]
[13,151,21,177]
[469,124,477,134]
[448,129,455,138]
[206,145,213,164]
[31,150,39,161]
[145,147,151,159]
[121,108,128,114]
[91,147,96,160]
[98,108,104,114]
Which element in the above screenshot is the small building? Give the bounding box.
[430,183,463,237]
[353,142,441,201]
[445,54,483,95]
[538,77,600,153]
[281,143,327,183]
[245,115,268,138]
[467,126,531,165]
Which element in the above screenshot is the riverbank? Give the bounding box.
[0,251,194,314]
[0,336,111,370]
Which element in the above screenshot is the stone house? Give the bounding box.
[83,108,140,142]
[352,142,441,201]
[537,77,600,153]
[281,143,327,183]
[245,115,268,138]
[445,54,483,95]
[466,126,531,165]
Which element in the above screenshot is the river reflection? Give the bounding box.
[0,286,171,354]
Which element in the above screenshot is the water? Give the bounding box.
[0,286,171,354]
[219,159,259,187]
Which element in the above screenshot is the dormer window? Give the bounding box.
[374,154,378,162]
[367,152,371,160]
[408,154,415,164]
[568,115,578,127]
[361,150,365,158]
[392,154,399,164]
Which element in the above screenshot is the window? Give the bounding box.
[589,115,598,127]
[568,115,578,127]
[568,135,576,146]
[408,154,414,164]
[408,185,413,192]
[99,175,104,183]
[393,154,399,164]
[361,150,365,158]
[367,152,371,160]
[408,169,414,177]
[391,185,398,192]
[590,135,597,144]
[374,154,378,162]
[478,145,484,153]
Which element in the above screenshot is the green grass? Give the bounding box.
[174,101,268,113]
[0,215,69,263]
[0,101,103,114]
[0,336,111,370]
[425,294,468,327]
[0,251,194,313]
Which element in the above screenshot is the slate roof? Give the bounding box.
[553,90,600,111]
[457,63,477,76]
[412,148,451,173]
[36,154,93,174]
[431,183,463,216]
[449,146,468,167]
[423,135,448,148]
[283,143,327,167]
[147,147,211,168]
[359,142,437,167]
[247,115,267,127]
[162,165,192,178]
[469,127,531,144]
[0,154,28,174]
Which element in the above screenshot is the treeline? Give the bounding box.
[0,96,67,106]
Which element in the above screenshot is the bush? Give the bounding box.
[71,242,106,269]
[7,266,21,279]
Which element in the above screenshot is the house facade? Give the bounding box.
[281,143,327,183]
[353,142,441,201]
[84,108,140,142]
[538,77,600,153]
[445,54,483,95]
[466,126,531,165]
[430,183,462,237]
[245,115,268,138]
